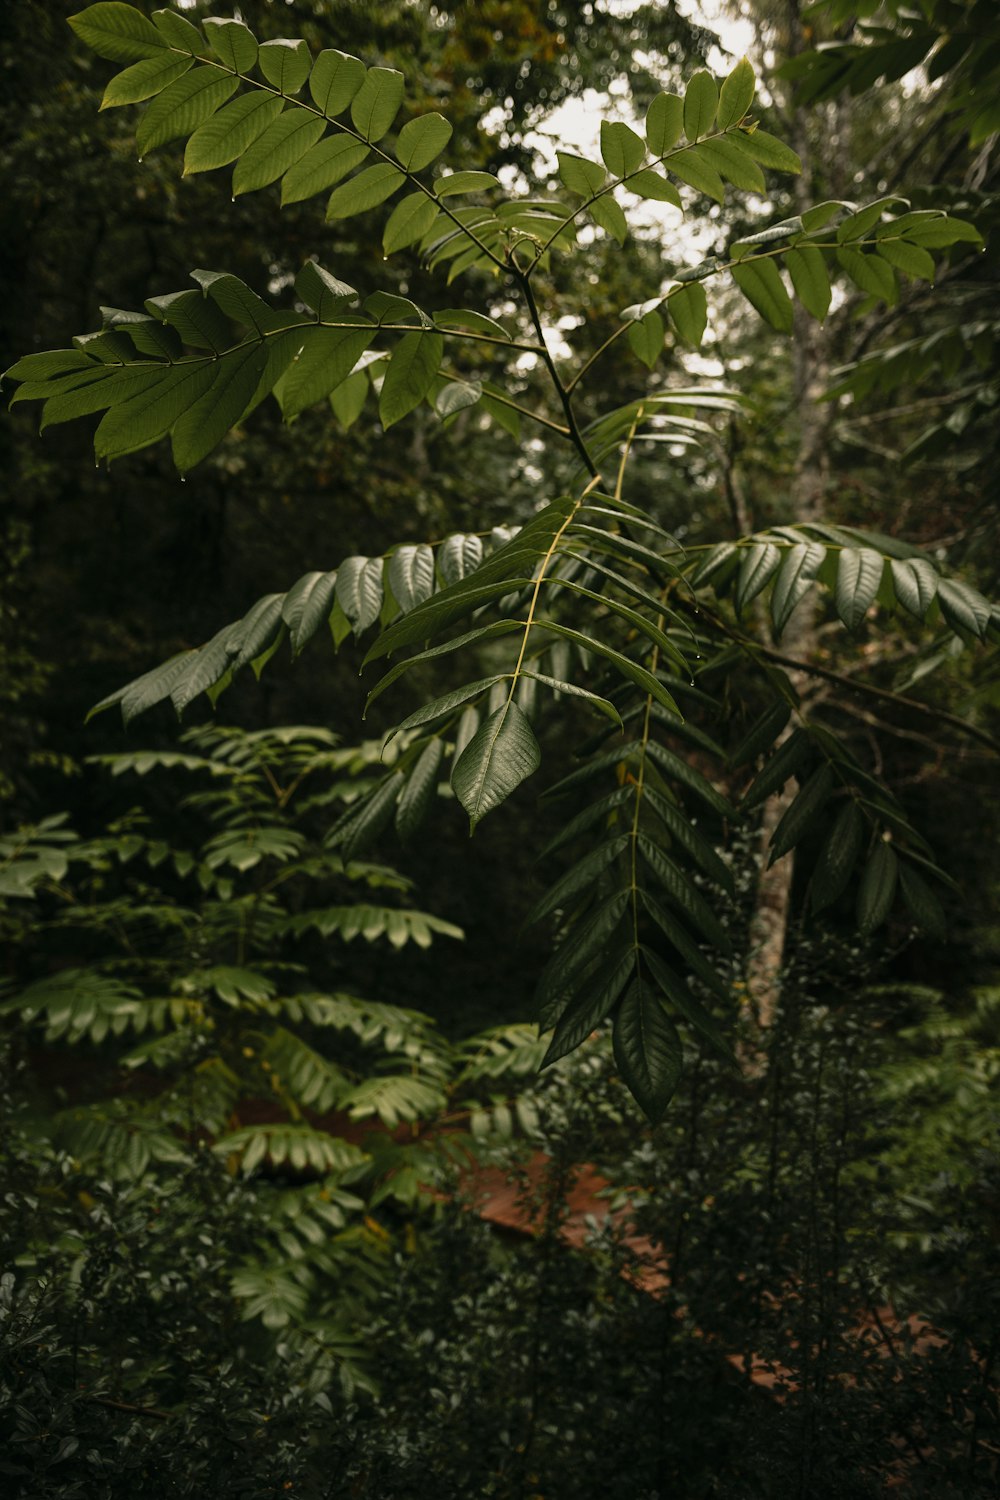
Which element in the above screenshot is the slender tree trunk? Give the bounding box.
[745,1,842,1030]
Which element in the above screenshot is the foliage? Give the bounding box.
[1,724,553,1372]
[4,3,996,1122]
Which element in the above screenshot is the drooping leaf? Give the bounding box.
[835,547,884,630]
[379,331,443,428]
[627,310,665,369]
[668,281,708,347]
[732,259,794,333]
[811,799,864,912]
[898,862,947,939]
[890,557,939,619]
[388,545,436,614]
[856,841,898,935]
[542,947,635,1066]
[730,701,791,768]
[558,152,606,197]
[335,556,384,634]
[387,676,508,741]
[771,541,826,632]
[395,738,444,842]
[452,701,541,829]
[279,327,375,419]
[785,246,832,320]
[613,975,683,1121]
[735,128,801,173]
[281,570,338,655]
[768,763,835,864]
[202,17,257,73]
[637,835,731,952]
[735,542,781,613]
[742,729,810,811]
[171,345,268,470]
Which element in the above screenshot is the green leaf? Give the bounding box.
[625,169,682,205]
[668,148,725,203]
[396,112,453,170]
[717,57,754,129]
[735,541,781,613]
[811,799,864,912]
[279,327,374,420]
[742,729,810,811]
[637,835,731,952]
[641,947,735,1063]
[730,701,791,768]
[202,18,257,73]
[732,259,793,333]
[669,281,708,347]
[937,578,992,639]
[294,260,358,318]
[383,192,441,255]
[330,366,369,429]
[436,380,482,418]
[836,247,898,303]
[642,785,733,892]
[835,547,884,630]
[735,127,801,173]
[350,66,404,142]
[395,738,444,842]
[684,70,719,141]
[136,67,239,155]
[100,53,192,109]
[876,238,935,281]
[613,975,683,1122]
[785,246,832,320]
[438,532,484,582]
[232,109,325,195]
[898,863,946,940]
[336,775,404,862]
[639,891,730,1003]
[542,947,634,1066]
[697,138,765,193]
[557,152,606,197]
[452,700,541,829]
[903,214,981,248]
[327,163,404,219]
[644,741,732,819]
[228,592,285,673]
[531,835,631,925]
[257,38,312,96]
[379,331,443,428]
[309,48,366,116]
[434,171,501,198]
[388,676,507,740]
[771,541,826,632]
[588,195,628,244]
[628,310,664,369]
[69,3,164,63]
[600,120,646,177]
[171,344,268,471]
[535,621,681,718]
[768,764,835,864]
[388,544,436,613]
[335,556,384,634]
[434,309,510,341]
[890,558,938,619]
[282,570,338,654]
[857,841,898,935]
[151,10,203,53]
[520,672,623,728]
[184,94,284,175]
[646,92,683,155]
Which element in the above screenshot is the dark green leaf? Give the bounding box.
[644,741,733,819]
[742,729,810,811]
[785,246,832,320]
[641,947,735,1062]
[543,947,635,1066]
[279,327,374,419]
[768,764,834,864]
[810,799,864,913]
[452,701,541,828]
[642,786,733,891]
[613,975,683,1121]
[668,281,708,346]
[388,676,507,740]
[732,259,794,333]
[856,841,898,935]
[898,862,947,939]
[171,345,268,471]
[730,700,791,768]
[639,890,730,1002]
[637,835,731,952]
[395,738,444,842]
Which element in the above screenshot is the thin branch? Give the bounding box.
[513,263,600,477]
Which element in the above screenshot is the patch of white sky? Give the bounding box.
[500,2,761,372]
